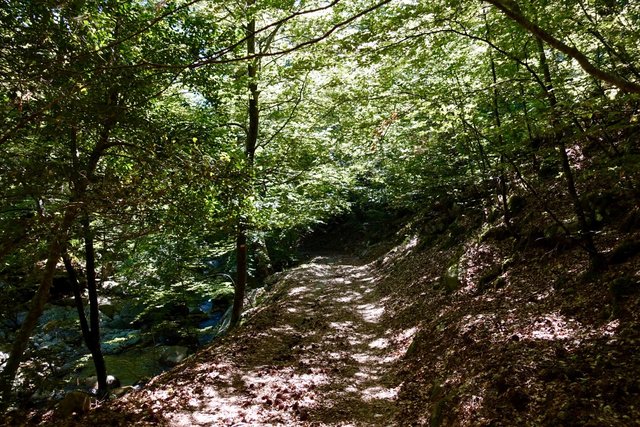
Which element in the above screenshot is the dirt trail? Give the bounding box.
[92,255,413,426]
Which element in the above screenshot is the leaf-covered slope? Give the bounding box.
[379,226,640,426]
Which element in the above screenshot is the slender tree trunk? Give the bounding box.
[62,252,91,340]
[518,83,538,171]
[82,216,108,396]
[536,38,604,269]
[231,230,248,326]
[484,10,512,231]
[231,0,259,328]
[246,19,259,164]
[63,222,108,398]
[64,129,107,396]
[0,210,76,406]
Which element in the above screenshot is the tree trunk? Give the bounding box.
[536,38,605,270]
[0,210,75,406]
[485,10,512,232]
[62,222,109,398]
[82,216,108,396]
[231,230,248,327]
[62,252,91,343]
[231,0,259,327]
[518,83,538,171]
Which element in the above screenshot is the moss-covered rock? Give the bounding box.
[480,224,511,242]
[441,263,461,293]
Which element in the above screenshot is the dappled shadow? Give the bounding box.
[384,231,640,426]
[75,255,413,426]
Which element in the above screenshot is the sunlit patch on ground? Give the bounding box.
[600,319,619,338]
[525,312,580,341]
[381,235,419,265]
[329,320,354,331]
[362,385,399,401]
[368,338,389,349]
[458,242,501,294]
[357,303,385,322]
[288,286,309,296]
[335,291,363,303]
[459,391,485,424]
[460,313,497,334]
[396,326,418,342]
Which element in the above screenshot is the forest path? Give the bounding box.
[119,254,410,426]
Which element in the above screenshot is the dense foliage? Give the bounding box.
[1,0,638,409]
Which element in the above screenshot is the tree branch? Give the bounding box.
[484,0,640,93]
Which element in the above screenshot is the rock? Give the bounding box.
[42,319,64,333]
[37,305,77,326]
[101,280,128,296]
[150,320,197,346]
[111,386,134,397]
[56,391,92,418]
[137,301,190,326]
[441,263,461,293]
[159,345,190,367]
[101,329,141,354]
[107,374,121,389]
[99,303,118,319]
[85,374,121,391]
